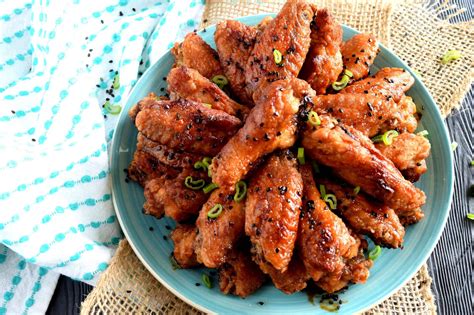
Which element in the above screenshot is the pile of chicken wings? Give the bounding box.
[127,0,430,297]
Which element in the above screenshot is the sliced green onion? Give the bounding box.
[207,203,223,219]
[311,160,320,174]
[104,101,122,115]
[202,103,212,108]
[202,157,212,167]
[273,49,283,65]
[234,181,247,202]
[308,110,321,126]
[202,273,212,288]
[203,182,219,194]
[368,245,382,261]
[467,213,474,221]
[319,184,326,198]
[194,161,207,171]
[194,157,212,177]
[372,130,399,146]
[470,160,474,166]
[332,75,350,91]
[297,147,305,165]
[417,130,429,137]
[169,255,181,270]
[451,142,458,151]
[323,194,337,210]
[113,73,120,90]
[212,75,228,89]
[353,186,360,195]
[343,69,353,78]
[184,176,205,190]
[440,49,462,64]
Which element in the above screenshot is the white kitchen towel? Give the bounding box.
[0,0,205,314]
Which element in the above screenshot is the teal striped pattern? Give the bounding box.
[0,0,205,313]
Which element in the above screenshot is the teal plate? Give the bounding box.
[111,14,454,314]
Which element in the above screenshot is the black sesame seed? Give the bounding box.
[119,11,123,16]
[163,235,168,241]
[31,138,36,142]
[195,283,201,286]
[149,226,154,231]
[258,301,264,305]
[109,60,113,63]
[11,110,15,114]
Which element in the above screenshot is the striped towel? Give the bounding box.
[0,0,204,313]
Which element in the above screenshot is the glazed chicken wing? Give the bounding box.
[134,96,241,156]
[210,79,314,188]
[257,256,310,294]
[167,66,248,118]
[312,93,418,137]
[375,132,430,182]
[341,68,415,103]
[341,33,379,80]
[170,224,199,268]
[298,165,359,282]
[245,0,316,96]
[128,150,180,187]
[318,177,405,248]
[171,32,223,79]
[195,187,245,268]
[299,9,343,94]
[245,151,303,271]
[301,116,426,216]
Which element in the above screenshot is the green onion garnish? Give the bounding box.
[297,147,305,165]
[169,255,181,270]
[451,142,458,151]
[202,273,212,288]
[319,184,326,198]
[207,203,223,219]
[104,101,122,115]
[184,176,205,190]
[470,160,474,166]
[202,103,212,108]
[308,110,321,126]
[212,75,228,89]
[353,186,360,195]
[194,157,212,177]
[234,181,247,202]
[311,160,320,174]
[368,245,382,261]
[440,49,462,64]
[113,73,120,90]
[417,130,429,137]
[372,130,399,146]
[331,69,353,91]
[323,194,337,210]
[467,213,474,221]
[203,182,219,194]
[273,49,283,65]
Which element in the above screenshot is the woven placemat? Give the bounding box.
[81,1,473,314]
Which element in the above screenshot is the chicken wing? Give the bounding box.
[219,248,267,297]
[341,33,379,80]
[210,78,314,188]
[299,9,343,94]
[312,93,418,137]
[256,256,310,294]
[170,224,199,268]
[298,165,359,282]
[318,177,405,248]
[195,187,245,268]
[128,149,180,186]
[167,66,248,118]
[301,115,426,216]
[341,68,415,103]
[134,96,241,156]
[245,0,316,96]
[245,151,303,271]
[171,32,223,79]
[375,132,430,182]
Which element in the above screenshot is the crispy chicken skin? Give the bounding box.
[171,32,223,79]
[299,9,343,94]
[245,152,303,271]
[257,256,310,294]
[375,132,431,182]
[195,187,245,268]
[298,165,359,282]
[245,0,316,96]
[167,66,248,118]
[312,93,418,137]
[399,209,424,226]
[170,225,199,268]
[301,116,426,215]
[341,68,415,103]
[218,248,267,297]
[318,177,405,248]
[134,96,241,156]
[215,20,258,105]
[143,178,166,218]
[341,33,379,80]
[210,78,314,188]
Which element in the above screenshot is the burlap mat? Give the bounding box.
[82,0,473,314]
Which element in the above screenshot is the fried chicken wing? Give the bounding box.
[257,256,310,294]
[195,187,245,268]
[375,132,430,182]
[170,225,199,268]
[128,150,180,186]
[210,79,314,188]
[215,20,258,105]
[219,248,267,297]
[312,93,418,137]
[134,96,241,156]
[341,68,415,103]
[167,66,248,118]
[171,32,223,79]
[245,0,316,96]
[318,177,405,248]
[299,9,343,94]
[298,165,359,282]
[245,151,303,271]
[301,116,426,216]
[341,33,379,80]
